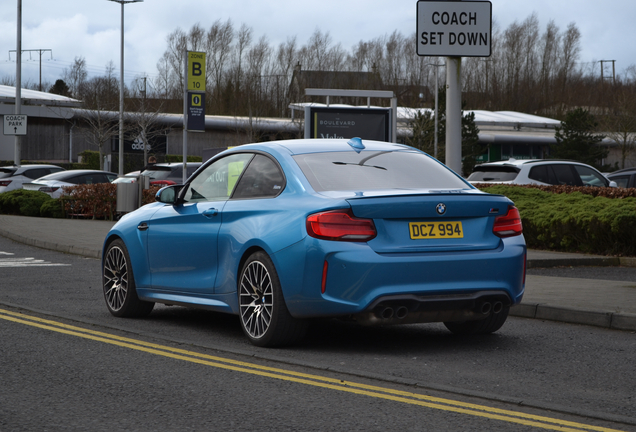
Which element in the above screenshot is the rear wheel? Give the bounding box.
[444,307,509,335]
[238,251,307,347]
[103,239,154,318]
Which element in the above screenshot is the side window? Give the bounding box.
[233,155,285,199]
[573,165,608,187]
[610,176,630,188]
[24,168,48,179]
[528,165,556,185]
[183,153,253,203]
[552,164,581,186]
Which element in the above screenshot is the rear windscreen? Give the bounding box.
[293,151,468,192]
[467,166,520,181]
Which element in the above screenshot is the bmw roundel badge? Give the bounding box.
[436,203,446,215]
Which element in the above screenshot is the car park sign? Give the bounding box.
[417,1,492,57]
[3,115,27,136]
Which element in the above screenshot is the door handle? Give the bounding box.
[202,208,219,218]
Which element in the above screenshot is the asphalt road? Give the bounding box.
[1,236,635,431]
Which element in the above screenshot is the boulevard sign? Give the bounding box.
[3,114,28,136]
[416,1,492,57]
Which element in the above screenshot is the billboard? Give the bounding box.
[308,107,390,141]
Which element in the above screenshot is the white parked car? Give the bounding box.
[0,164,64,193]
[467,159,617,188]
[22,169,117,198]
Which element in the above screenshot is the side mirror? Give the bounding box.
[609,181,618,188]
[155,185,183,204]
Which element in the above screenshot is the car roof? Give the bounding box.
[1,164,63,172]
[474,159,591,168]
[37,169,116,180]
[232,138,413,156]
[608,168,636,176]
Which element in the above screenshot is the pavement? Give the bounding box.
[1,214,635,332]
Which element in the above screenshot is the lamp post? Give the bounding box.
[108,0,143,176]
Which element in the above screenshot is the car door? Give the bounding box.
[146,153,254,294]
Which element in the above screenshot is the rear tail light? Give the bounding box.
[493,205,523,238]
[306,209,376,242]
[0,180,12,187]
[150,180,176,186]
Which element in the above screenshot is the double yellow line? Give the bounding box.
[0,307,625,432]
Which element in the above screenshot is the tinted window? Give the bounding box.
[183,153,253,202]
[573,165,608,187]
[528,165,556,185]
[294,151,468,192]
[24,167,63,179]
[552,164,581,186]
[0,168,16,179]
[610,175,631,188]
[467,166,520,182]
[233,155,285,199]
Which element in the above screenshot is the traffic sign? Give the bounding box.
[187,51,206,91]
[416,1,492,57]
[3,114,28,136]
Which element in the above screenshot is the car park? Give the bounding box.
[0,164,65,193]
[606,167,636,188]
[467,159,617,187]
[112,162,203,185]
[22,169,117,198]
[102,138,526,347]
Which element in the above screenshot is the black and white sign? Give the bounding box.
[417,1,492,57]
[3,114,28,136]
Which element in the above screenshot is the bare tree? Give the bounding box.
[75,76,120,169]
[63,56,88,98]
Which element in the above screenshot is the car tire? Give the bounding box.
[443,307,509,335]
[103,239,154,318]
[238,251,307,347]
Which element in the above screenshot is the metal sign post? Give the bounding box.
[183,51,206,183]
[416,0,492,175]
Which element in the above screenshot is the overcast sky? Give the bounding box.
[1,0,634,91]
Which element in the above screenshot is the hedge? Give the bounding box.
[477,184,636,256]
[2,182,636,256]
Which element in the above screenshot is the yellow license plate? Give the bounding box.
[409,222,464,239]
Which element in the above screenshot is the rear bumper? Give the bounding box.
[279,235,526,318]
[354,290,512,325]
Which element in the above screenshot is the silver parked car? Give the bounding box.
[22,169,117,198]
[467,159,617,187]
[0,164,65,193]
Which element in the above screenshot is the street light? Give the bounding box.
[108,0,143,176]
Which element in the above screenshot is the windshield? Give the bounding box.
[293,151,469,192]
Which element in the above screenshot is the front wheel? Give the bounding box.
[444,307,510,335]
[103,239,154,318]
[238,252,307,347]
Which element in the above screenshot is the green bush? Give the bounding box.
[479,185,636,256]
[40,198,65,218]
[0,190,53,217]
[165,154,203,163]
[78,150,101,169]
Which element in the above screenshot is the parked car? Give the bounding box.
[606,167,636,188]
[102,138,526,347]
[112,162,203,185]
[22,169,117,198]
[0,164,65,193]
[467,159,617,187]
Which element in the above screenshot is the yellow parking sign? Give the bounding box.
[187,51,206,91]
